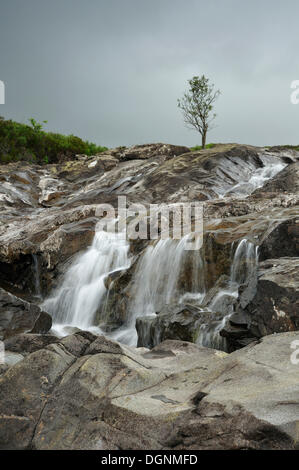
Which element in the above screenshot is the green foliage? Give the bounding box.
[0,117,108,164]
[28,118,47,133]
[272,144,299,151]
[190,143,216,151]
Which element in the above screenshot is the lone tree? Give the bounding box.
[178,75,220,149]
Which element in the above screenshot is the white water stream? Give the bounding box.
[110,234,205,345]
[214,157,286,198]
[196,239,259,349]
[41,156,284,347]
[42,229,131,336]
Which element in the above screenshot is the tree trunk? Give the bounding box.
[201,132,206,149]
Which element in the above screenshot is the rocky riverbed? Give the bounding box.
[0,143,298,449]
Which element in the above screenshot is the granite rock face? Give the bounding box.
[0,332,298,450]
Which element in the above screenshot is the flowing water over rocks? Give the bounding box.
[110,235,206,345]
[18,144,292,350]
[42,227,131,336]
[0,143,295,346]
[136,238,259,351]
[0,143,298,449]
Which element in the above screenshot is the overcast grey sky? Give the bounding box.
[0,0,298,147]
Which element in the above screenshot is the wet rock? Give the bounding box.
[252,160,299,195]
[98,263,136,330]
[103,236,233,333]
[39,217,96,270]
[136,304,225,349]
[0,144,293,301]
[259,218,299,260]
[141,145,285,203]
[0,332,297,449]
[0,288,52,340]
[246,258,299,335]
[0,206,99,295]
[202,235,232,289]
[221,258,299,351]
[0,142,297,450]
[204,162,299,222]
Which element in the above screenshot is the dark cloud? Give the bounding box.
[0,0,298,147]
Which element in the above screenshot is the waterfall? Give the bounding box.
[40,156,272,347]
[110,234,205,346]
[42,228,259,350]
[42,228,131,335]
[197,238,259,350]
[42,232,259,349]
[230,238,259,285]
[129,235,205,316]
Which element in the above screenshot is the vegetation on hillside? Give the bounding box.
[0,117,108,164]
[267,144,299,151]
[190,143,216,151]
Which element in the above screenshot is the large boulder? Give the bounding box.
[0,332,297,450]
[0,288,52,340]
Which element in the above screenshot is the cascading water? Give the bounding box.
[196,238,259,350]
[42,233,258,348]
[130,236,205,316]
[110,234,206,346]
[42,228,131,336]
[41,151,285,347]
[215,156,286,198]
[227,161,286,197]
[230,238,258,285]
